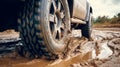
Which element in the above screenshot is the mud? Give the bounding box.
[71,28,120,67]
[0,29,20,43]
[0,28,120,67]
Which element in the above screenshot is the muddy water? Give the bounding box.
[0,52,92,67]
[0,29,120,67]
[10,52,91,67]
[92,41,113,59]
[1,39,93,67]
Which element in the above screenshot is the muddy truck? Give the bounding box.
[0,0,92,59]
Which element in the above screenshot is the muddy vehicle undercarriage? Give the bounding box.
[0,0,92,59]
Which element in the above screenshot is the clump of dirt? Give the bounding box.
[0,29,19,40]
[0,29,20,43]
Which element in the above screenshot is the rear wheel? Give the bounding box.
[18,0,70,59]
[81,13,92,39]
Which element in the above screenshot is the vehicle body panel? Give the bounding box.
[72,0,87,21]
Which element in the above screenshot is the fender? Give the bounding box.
[68,0,92,23]
[72,0,87,21]
[85,2,93,22]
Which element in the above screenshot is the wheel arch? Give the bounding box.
[85,2,93,22]
[90,6,93,14]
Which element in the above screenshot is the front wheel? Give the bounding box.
[18,0,70,59]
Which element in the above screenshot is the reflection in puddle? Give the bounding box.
[92,41,113,59]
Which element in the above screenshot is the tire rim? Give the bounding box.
[49,0,65,42]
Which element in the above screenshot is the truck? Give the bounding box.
[0,0,93,59]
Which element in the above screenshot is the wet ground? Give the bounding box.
[71,29,120,67]
[0,28,120,67]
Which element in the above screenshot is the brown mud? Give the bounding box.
[0,28,120,67]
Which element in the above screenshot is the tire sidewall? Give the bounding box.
[40,0,70,54]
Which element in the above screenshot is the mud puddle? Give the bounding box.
[11,53,91,67]
[0,37,94,67]
[71,29,120,67]
[0,28,120,67]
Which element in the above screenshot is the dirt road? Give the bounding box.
[0,28,120,67]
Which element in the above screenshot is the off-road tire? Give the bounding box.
[18,0,70,59]
[81,13,92,39]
